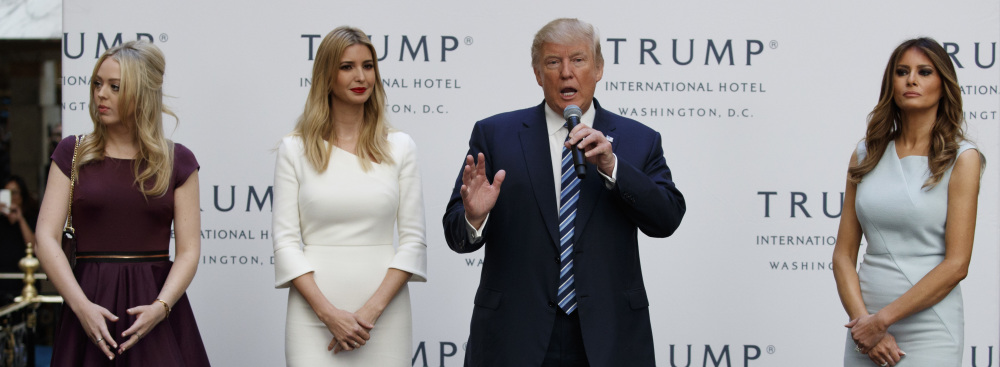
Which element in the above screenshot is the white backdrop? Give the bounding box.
[61,1,998,366]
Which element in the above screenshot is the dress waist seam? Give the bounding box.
[76,250,170,263]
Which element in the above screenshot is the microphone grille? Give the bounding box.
[563,105,583,119]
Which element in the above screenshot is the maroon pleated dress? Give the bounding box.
[49,135,210,366]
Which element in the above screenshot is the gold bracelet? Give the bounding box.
[155,299,171,317]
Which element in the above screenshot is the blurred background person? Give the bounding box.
[0,175,38,303]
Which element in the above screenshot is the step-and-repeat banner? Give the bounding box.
[61,1,998,365]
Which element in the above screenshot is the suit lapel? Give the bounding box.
[574,100,618,245]
[519,104,561,247]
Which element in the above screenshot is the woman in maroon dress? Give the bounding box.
[34,41,210,366]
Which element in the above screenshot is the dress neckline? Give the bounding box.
[328,140,385,165]
[329,142,359,158]
[892,140,927,160]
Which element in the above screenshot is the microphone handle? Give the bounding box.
[567,116,587,179]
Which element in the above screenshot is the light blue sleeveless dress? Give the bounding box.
[844,140,981,366]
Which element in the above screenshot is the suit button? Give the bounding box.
[548,302,555,308]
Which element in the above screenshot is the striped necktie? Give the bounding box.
[558,125,579,314]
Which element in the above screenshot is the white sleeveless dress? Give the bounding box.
[272,132,428,366]
[844,140,981,367]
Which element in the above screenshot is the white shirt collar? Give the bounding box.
[544,102,596,136]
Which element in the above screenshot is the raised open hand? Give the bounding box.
[460,153,505,229]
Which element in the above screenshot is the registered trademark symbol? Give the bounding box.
[159,33,169,42]
[767,345,775,354]
[464,36,474,46]
[769,40,778,49]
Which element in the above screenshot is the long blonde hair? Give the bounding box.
[295,26,392,172]
[81,40,175,197]
[849,37,966,188]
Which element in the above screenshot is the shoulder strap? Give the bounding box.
[64,134,84,233]
[956,140,977,157]
[855,140,867,164]
[956,140,986,174]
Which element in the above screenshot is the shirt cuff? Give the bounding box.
[465,213,489,243]
[598,154,618,189]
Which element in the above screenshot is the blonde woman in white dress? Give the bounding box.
[272,26,427,366]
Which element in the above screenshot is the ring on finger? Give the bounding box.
[353,342,360,348]
[95,337,104,344]
[880,362,888,367]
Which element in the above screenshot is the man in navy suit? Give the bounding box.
[443,18,685,367]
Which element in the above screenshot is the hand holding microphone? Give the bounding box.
[564,105,615,178]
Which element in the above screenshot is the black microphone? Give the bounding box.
[563,105,586,179]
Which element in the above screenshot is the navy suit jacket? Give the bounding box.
[443,100,685,367]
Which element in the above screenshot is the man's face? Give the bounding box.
[534,41,603,115]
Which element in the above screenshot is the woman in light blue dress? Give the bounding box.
[832,38,985,367]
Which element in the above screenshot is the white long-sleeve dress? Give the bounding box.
[272,132,427,366]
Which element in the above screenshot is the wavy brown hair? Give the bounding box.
[80,40,175,197]
[294,26,392,173]
[849,37,966,189]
